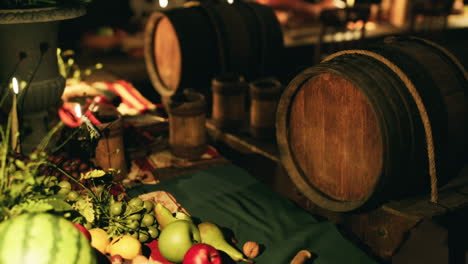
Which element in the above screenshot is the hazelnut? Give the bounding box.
[243,241,260,259]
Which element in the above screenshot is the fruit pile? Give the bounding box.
[0,190,262,264]
[0,150,261,264]
[90,201,261,264]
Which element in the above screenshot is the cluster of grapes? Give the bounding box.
[55,180,81,202]
[39,152,94,186]
[106,197,159,243]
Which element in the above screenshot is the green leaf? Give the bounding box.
[81,205,96,223]
[125,205,145,216]
[82,169,106,179]
[45,198,73,212]
[9,182,27,198]
[12,170,24,180]
[14,159,26,170]
[10,200,54,216]
[72,197,95,223]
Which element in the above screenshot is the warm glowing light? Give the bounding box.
[346,0,355,7]
[227,0,234,4]
[344,31,354,41]
[159,0,168,8]
[333,32,344,42]
[275,10,289,25]
[12,77,19,94]
[346,20,376,31]
[74,104,82,118]
[365,21,376,31]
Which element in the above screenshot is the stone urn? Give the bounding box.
[0,7,86,154]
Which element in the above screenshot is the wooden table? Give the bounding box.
[205,119,468,263]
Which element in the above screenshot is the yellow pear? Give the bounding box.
[155,203,192,230]
[198,222,253,263]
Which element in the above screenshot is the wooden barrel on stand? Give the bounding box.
[276,36,468,212]
[144,1,283,98]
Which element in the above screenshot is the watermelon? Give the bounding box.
[0,213,97,264]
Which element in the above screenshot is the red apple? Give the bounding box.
[110,254,123,264]
[72,223,92,242]
[183,243,222,264]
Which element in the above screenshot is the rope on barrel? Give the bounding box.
[324,50,439,203]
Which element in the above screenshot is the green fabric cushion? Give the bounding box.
[128,164,377,264]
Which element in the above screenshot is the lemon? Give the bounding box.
[108,235,142,260]
[89,228,110,254]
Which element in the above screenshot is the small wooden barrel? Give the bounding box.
[143,1,283,98]
[94,116,128,181]
[277,36,468,212]
[211,73,248,131]
[249,78,283,139]
[168,91,207,159]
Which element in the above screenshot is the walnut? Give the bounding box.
[243,241,260,259]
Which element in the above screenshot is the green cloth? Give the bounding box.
[128,164,377,264]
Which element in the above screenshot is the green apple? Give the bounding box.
[158,220,201,263]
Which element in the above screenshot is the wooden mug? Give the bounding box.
[249,77,283,139]
[94,115,128,182]
[211,73,248,131]
[168,90,207,160]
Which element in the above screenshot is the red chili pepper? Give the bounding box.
[58,103,83,128]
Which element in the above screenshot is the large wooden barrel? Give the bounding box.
[144,1,284,98]
[277,36,468,212]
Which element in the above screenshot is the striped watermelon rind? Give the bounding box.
[0,213,97,264]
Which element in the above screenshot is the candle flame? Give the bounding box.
[159,0,168,8]
[74,104,82,118]
[12,77,19,95]
[227,0,234,4]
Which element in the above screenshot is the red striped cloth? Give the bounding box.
[91,80,160,114]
